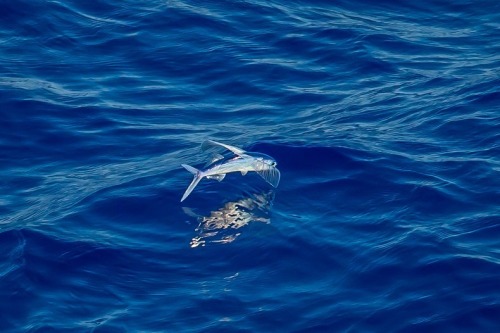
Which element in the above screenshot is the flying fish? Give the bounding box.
[180,140,280,202]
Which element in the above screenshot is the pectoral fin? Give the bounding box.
[241,170,248,176]
[201,140,246,156]
[253,161,280,187]
[207,174,226,182]
[204,153,224,168]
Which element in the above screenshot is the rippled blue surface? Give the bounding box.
[1,0,499,331]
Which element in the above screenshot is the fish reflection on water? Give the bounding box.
[183,191,275,248]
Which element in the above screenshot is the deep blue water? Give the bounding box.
[1,0,499,331]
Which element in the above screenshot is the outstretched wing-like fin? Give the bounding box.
[201,140,246,156]
[253,161,280,187]
[204,153,225,168]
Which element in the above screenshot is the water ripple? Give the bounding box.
[1,0,499,331]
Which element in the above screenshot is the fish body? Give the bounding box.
[180,140,280,202]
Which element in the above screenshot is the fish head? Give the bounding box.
[247,152,281,187]
[247,152,277,168]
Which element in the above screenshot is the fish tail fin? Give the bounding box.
[181,164,203,202]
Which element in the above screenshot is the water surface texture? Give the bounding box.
[1,0,499,332]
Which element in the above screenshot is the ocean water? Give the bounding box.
[1,0,499,331]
